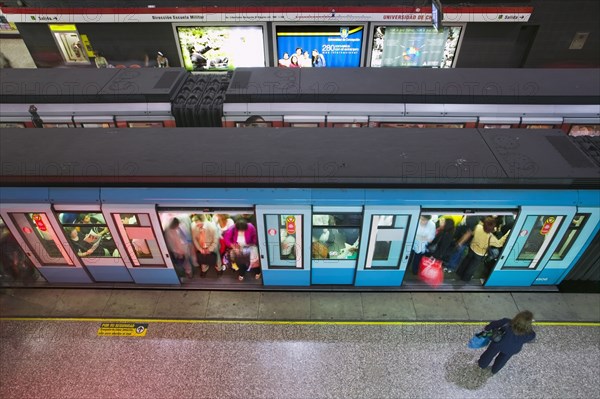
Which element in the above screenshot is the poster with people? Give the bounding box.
[370,26,462,68]
[276,25,364,68]
[176,26,266,71]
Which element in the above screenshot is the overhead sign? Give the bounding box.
[2,7,533,23]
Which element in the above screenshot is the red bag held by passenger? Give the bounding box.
[418,256,444,287]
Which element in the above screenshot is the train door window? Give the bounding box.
[49,24,90,65]
[569,125,600,137]
[7,213,74,266]
[508,215,564,269]
[263,214,303,267]
[551,214,590,260]
[128,122,165,128]
[312,213,362,260]
[58,212,120,260]
[112,213,165,266]
[365,215,408,268]
[0,215,45,283]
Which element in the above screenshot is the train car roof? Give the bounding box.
[0,128,598,188]
[226,68,600,104]
[0,68,188,103]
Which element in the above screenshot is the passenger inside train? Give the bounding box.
[312,213,361,260]
[159,212,261,283]
[404,213,516,286]
[59,212,120,258]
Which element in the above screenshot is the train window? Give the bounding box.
[81,123,114,128]
[380,123,464,128]
[121,214,140,226]
[569,125,600,137]
[0,123,25,128]
[516,215,564,264]
[370,26,462,68]
[290,123,319,128]
[333,123,365,128]
[0,216,44,283]
[58,212,120,259]
[482,124,512,129]
[525,125,554,129]
[235,121,273,128]
[128,122,164,128]
[8,213,74,266]
[312,213,362,260]
[551,214,590,260]
[43,123,73,128]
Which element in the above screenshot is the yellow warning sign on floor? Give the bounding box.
[97,323,148,337]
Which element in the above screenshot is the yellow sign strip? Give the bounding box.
[97,322,148,337]
[49,24,77,31]
[1,317,599,327]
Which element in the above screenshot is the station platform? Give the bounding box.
[1,289,599,398]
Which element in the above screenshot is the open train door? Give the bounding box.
[355,206,420,286]
[102,204,180,285]
[486,206,576,287]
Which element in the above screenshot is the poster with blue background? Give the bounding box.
[276,25,363,68]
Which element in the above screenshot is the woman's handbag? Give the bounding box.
[489,323,508,343]
[468,332,490,349]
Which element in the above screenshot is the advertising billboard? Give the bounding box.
[276,25,364,68]
[176,26,265,71]
[370,26,461,68]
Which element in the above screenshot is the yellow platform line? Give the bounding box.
[1,317,599,327]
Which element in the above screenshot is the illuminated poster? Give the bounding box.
[49,24,90,64]
[176,26,265,71]
[371,26,461,68]
[276,25,363,68]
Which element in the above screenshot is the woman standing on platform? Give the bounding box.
[478,310,536,374]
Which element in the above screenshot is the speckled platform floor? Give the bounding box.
[0,320,598,399]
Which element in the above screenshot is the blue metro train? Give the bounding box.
[0,127,598,290]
